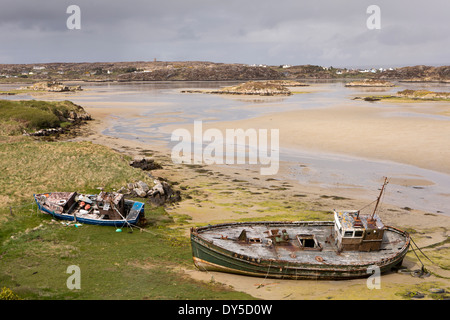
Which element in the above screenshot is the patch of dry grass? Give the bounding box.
[0,140,153,206]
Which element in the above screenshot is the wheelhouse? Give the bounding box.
[333,210,385,252]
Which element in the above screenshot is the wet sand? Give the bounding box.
[68,96,450,300]
[184,102,450,174]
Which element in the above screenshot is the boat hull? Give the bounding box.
[191,221,410,280]
[34,193,144,227]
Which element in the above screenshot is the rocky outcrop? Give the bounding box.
[21,101,91,137]
[21,81,82,92]
[119,179,181,206]
[23,127,66,137]
[129,158,162,171]
[216,81,292,95]
[182,80,292,96]
[53,103,91,122]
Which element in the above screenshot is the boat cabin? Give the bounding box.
[333,210,385,252]
[94,191,125,220]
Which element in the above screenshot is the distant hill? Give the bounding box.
[374,65,450,82]
[0,61,448,82]
[117,63,283,81]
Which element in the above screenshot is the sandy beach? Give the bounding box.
[167,100,450,174]
[67,86,450,300]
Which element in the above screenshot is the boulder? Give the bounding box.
[135,180,149,193]
[133,188,147,198]
[129,158,162,171]
[120,179,181,206]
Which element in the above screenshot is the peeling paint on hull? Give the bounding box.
[191,221,410,280]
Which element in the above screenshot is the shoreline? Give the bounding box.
[70,100,450,300]
[4,83,448,299]
[73,89,450,218]
[75,105,450,240]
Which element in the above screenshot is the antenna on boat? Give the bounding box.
[369,177,389,222]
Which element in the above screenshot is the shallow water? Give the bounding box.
[281,147,450,215]
[2,80,449,215]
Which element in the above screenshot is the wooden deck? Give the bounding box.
[196,221,408,266]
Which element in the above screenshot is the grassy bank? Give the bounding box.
[0,100,254,300]
[0,140,254,299]
[0,99,88,136]
[0,141,154,206]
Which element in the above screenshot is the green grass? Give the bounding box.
[0,99,85,135]
[0,139,254,300]
[0,140,155,206]
[0,206,253,300]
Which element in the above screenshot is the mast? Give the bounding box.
[370,177,389,221]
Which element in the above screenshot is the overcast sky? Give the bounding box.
[1,0,449,68]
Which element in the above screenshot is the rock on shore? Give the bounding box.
[119,179,181,206]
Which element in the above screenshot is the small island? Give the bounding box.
[352,89,450,102]
[266,80,309,87]
[182,80,302,96]
[20,81,82,92]
[396,89,450,100]
[345,79,395,87]
[212,81,293,96]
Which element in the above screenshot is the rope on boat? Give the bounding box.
[113,205,134,233]
[357,198,377,212]
[256,260,273,289]
[408,236,436,278]
[410,237,436,266]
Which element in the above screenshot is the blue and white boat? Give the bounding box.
[34,191,144,227]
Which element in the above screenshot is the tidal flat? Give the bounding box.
[1,80,449,300]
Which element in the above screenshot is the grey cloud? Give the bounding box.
[0,0,448,66]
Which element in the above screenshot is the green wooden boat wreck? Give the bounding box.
[190,178,410,280]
